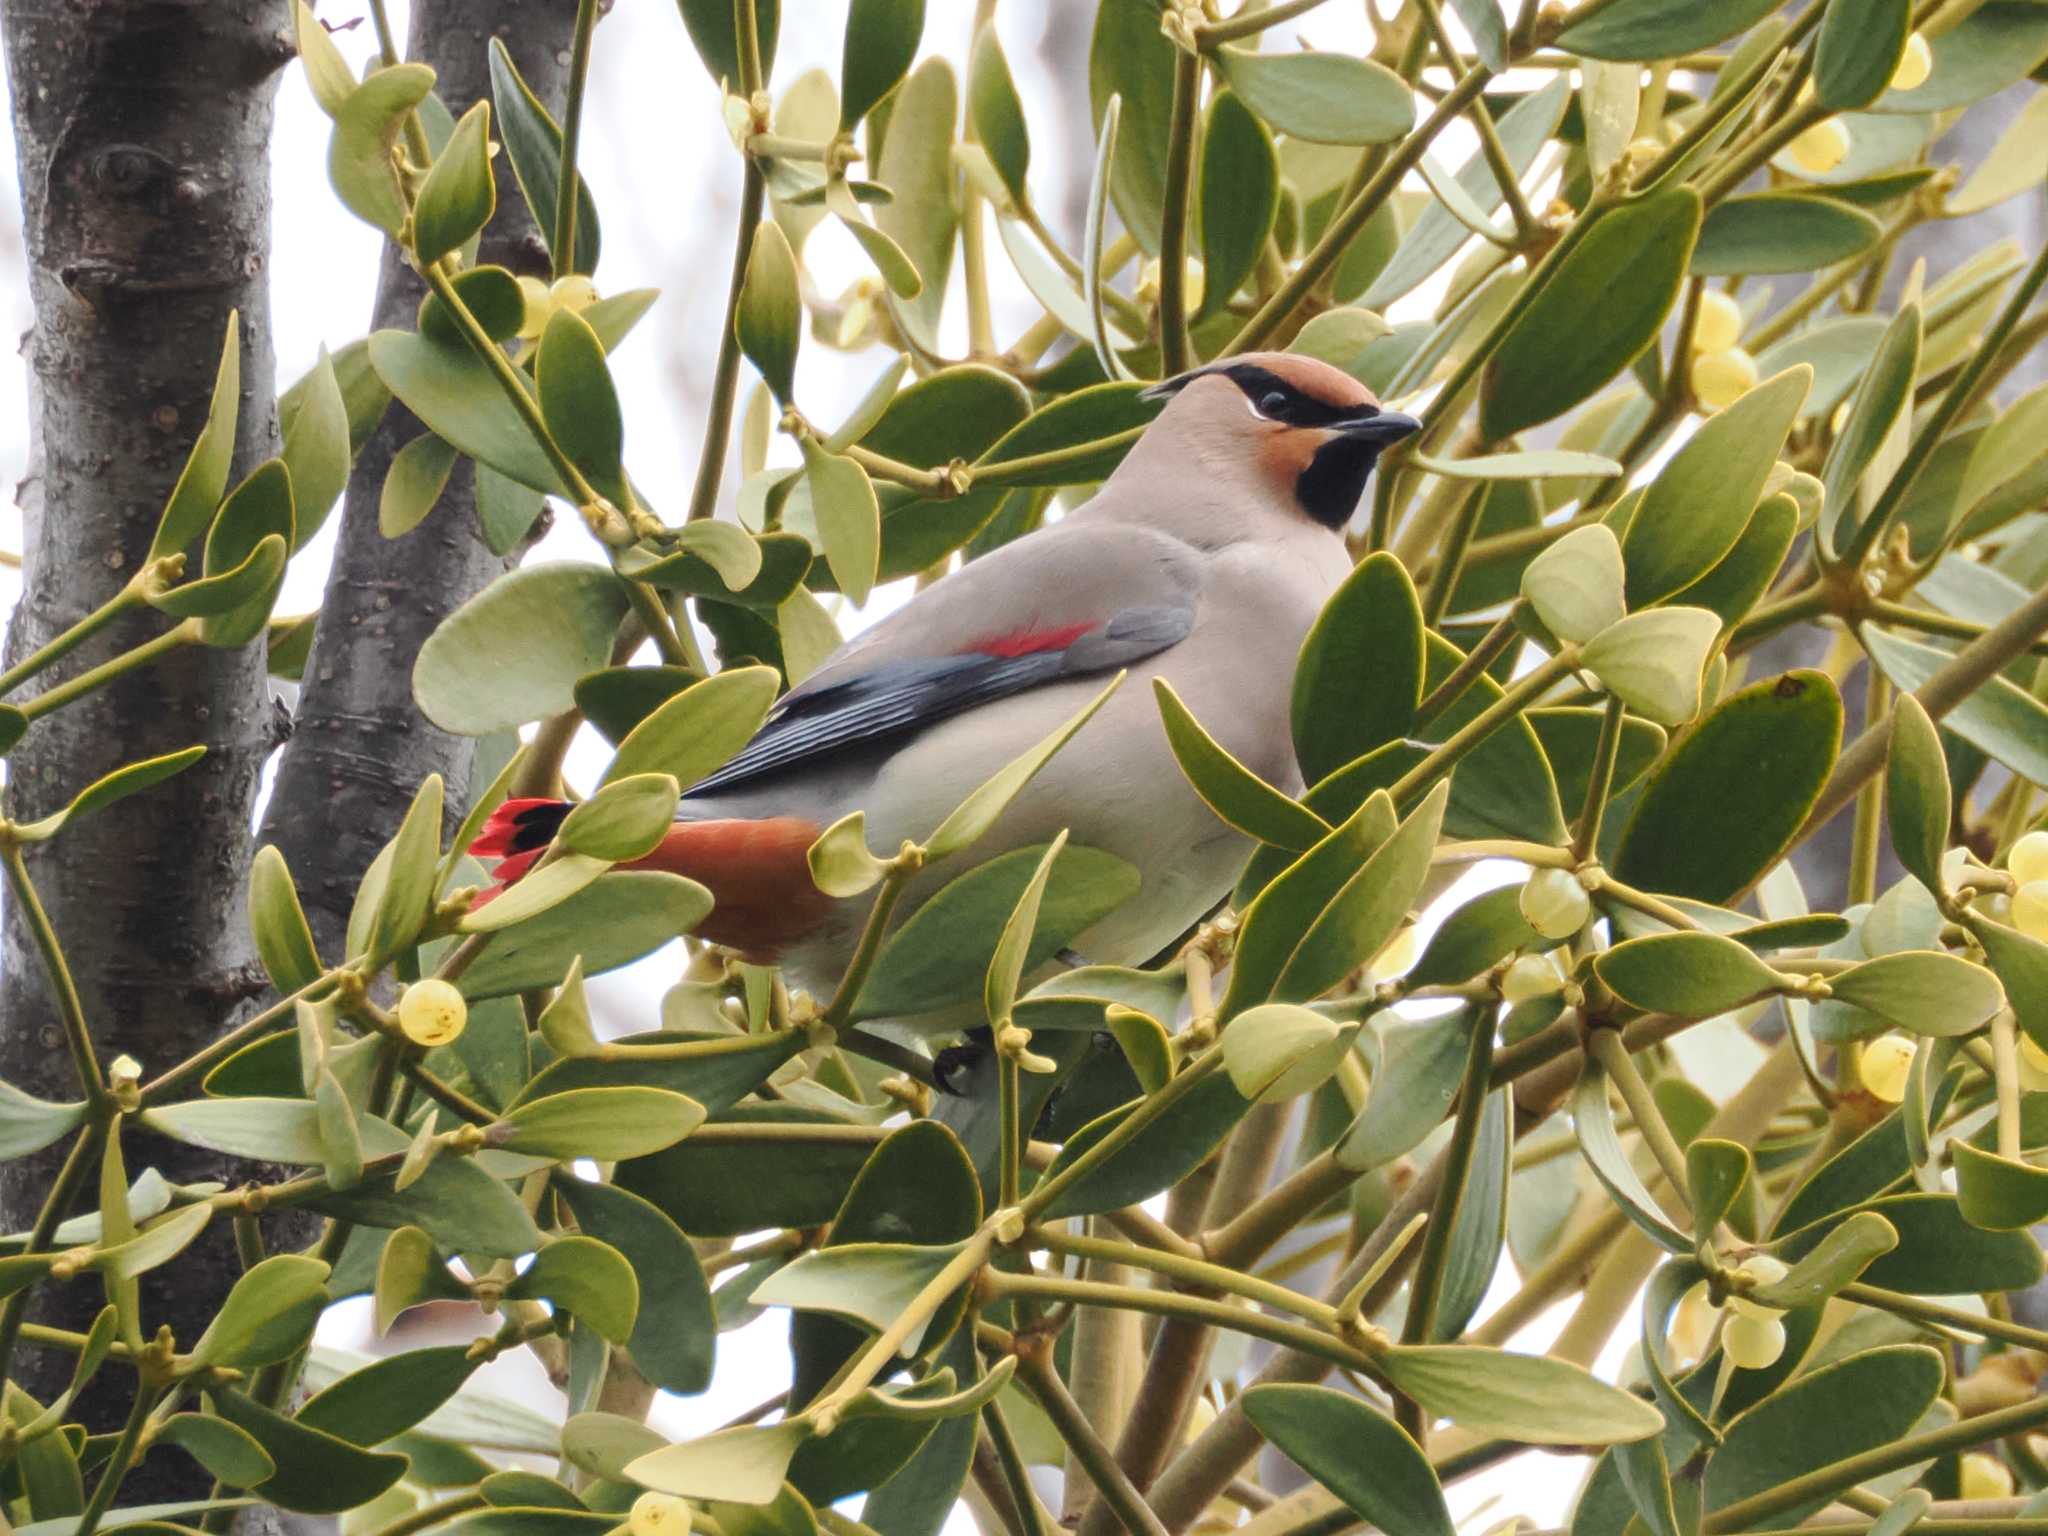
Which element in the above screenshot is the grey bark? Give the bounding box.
[0,0,290,1478]
[258,0,579,958]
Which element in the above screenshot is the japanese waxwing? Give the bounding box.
[472,353,1420,1026]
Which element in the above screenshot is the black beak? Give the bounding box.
[1331,410,1422,445]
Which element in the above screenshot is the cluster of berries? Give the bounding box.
[1688,34,1933,415]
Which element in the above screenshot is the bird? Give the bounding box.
[471,352,1420,1022]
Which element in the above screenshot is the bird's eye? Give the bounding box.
[1259,390,1290,418]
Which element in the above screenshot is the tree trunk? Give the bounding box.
[0,0,290,1477]
[259,0,581,957]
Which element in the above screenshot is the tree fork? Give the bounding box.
[259,0,584,956]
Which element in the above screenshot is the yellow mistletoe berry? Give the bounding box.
[1890,32,1932,93]
[515,276,552,341]
[398,979,468,1048]
[1960,1452,2014,1502]
[2009,830,2048,886]
[1669,1281,1722,1362]
[1520,867,1591,940]
[1729,1255,1789,1319]
[1861,1032,1915,1105]
[1502,952,1565,1004]
[2014,880,2048,943]
[550,274,599,313]
[1690,346,1758,412]
[1787,118,1851,176]
[1723,1309,1786,1370]
[1693,289,1743,354]
[629,1493,692,1536]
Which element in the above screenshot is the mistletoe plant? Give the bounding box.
[5,0,2048,1534]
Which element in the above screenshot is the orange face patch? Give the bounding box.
[1252,422,1322,495]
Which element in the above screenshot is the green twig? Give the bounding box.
[1413,608,1524,731]
[1009,1346,1170,1536]
[1841,234,2048,572]
[1415,0,1538,241]
[1228,63,1495,354]
[1156,47,1201,375]
[1399,1007,1493,1355]
[20,622,195,722]
[1389,650,1578,809]
[0,1124,104,1386]
[1,843,106,1100]
[552,0,601,280]
[1572,696,1627,863]
[0,574,152,700]
[1589,1027,1692,1201]
[1197,0,1335,44]
[74,1383,159,1536]
[1022,1048,1224,1219]
[684,161,766,523]
[981,1395,1060,1536]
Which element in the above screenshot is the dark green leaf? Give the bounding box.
[1703,1347,1944,1520]
[1692,194,1881,276]
[968,26,1028,206]
[1615,670,1842,903]
[1196,90,1278,320]
[1559,0,1783,60]
[555,1177,714,1394]
[1156,678,1328,850]
[855,845,1139,1020]
[673,0,780,93]
[296,1346,480,1446]
[1623,366,1809,607]
[207,1390,407,1514]
[488,39,599,274]
[1088,0,1177,252]
[536,307,629,509]
[1953,1141,2048,1231]
[1687,1139,1753,1236]
[619,1108,881,1236]
[738,221,801,403]
[1777,1192,2043,1293]
[1039,1067,1250,1218]
[413,100,496,265]
[367,327,567,496]
[456,872,712,999]
[1971,916,2048,1055]
[1822,301,1919,560]
[1816,0,1911,109]
[1483,188,1700,441]
[301,1152,543,1259]
[1595,932,1787,1016]
[841,0,923,129]
[1243,1386,1454,1536]
[187,1255,329,1371]
[1292,551,1424,784]
[1224,792,1397,1020]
